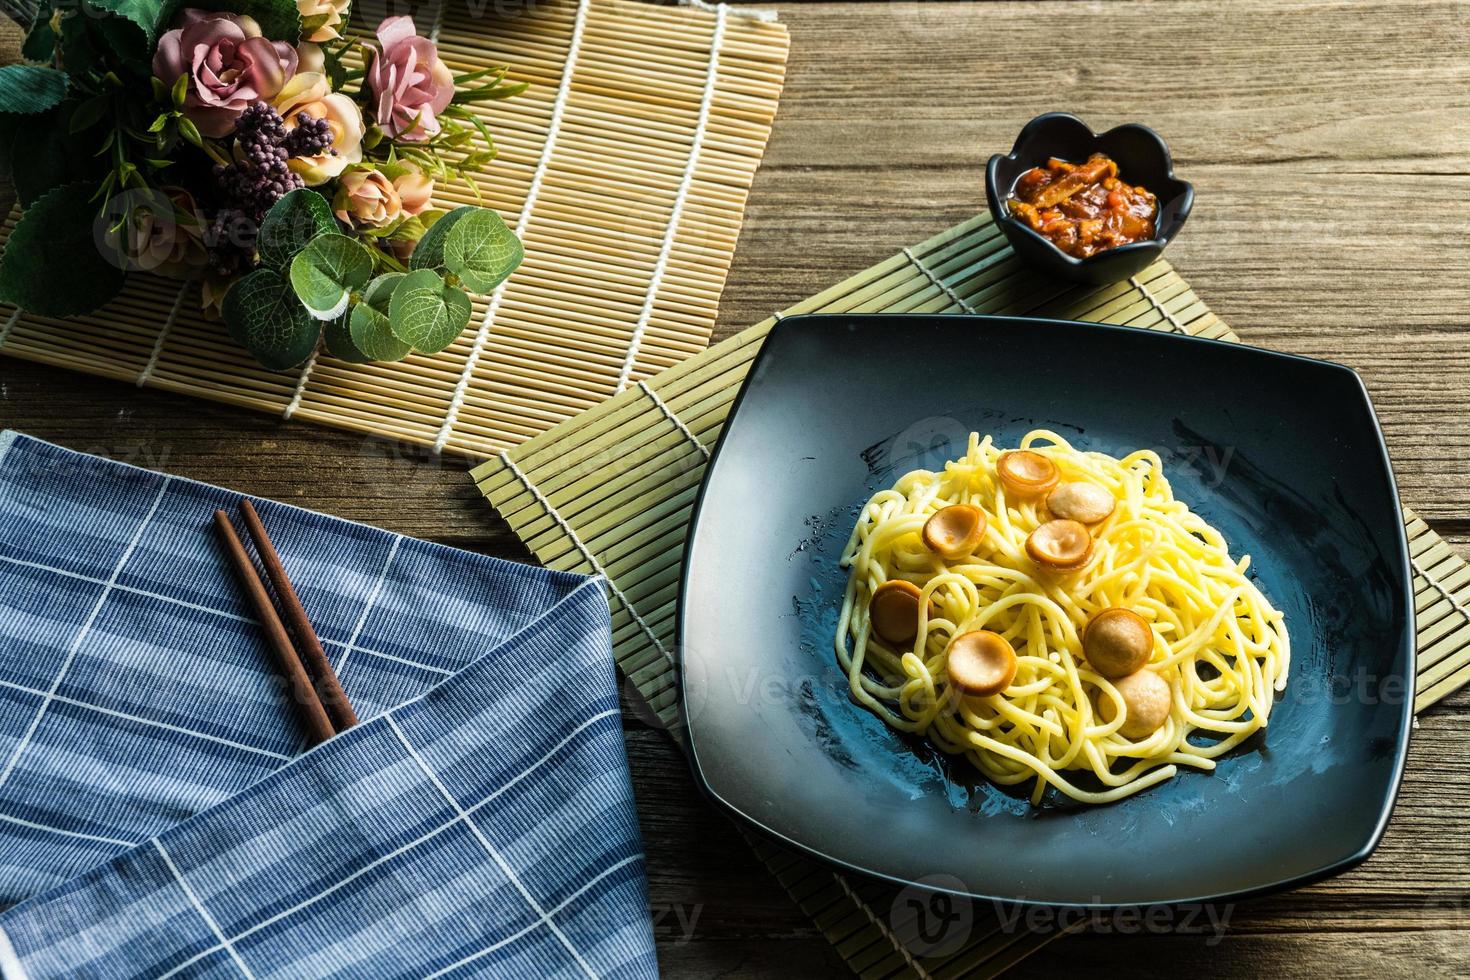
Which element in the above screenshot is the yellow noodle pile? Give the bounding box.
[834,430,1290,804]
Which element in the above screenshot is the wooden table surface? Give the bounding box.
[4,0,1470,975]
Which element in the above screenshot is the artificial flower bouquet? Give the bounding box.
[0,0,525,368]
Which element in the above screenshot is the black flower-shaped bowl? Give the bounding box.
[985,113,1194,285]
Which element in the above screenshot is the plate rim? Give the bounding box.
[676,312,1416,909]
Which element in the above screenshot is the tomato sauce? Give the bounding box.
[1007,154,1158,258]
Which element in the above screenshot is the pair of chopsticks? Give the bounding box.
[214,500,357,747]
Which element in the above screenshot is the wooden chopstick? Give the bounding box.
[238,500,358,733]
[213,511,336,747]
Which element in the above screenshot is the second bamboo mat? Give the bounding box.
[0,0,788,456]
[472,212,1470,977]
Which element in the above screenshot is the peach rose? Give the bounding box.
[393,163,434,216]
[296,0,351,42]
[272,72,363,185]
[333,166,402,229]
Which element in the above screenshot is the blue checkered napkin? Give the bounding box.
[0,432,656,979]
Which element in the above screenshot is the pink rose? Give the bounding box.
[153,9,298,138]
[366,16,454,142]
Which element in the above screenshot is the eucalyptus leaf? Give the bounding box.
[0,182,127,316]
[408,205,477,272]
[222,268,322,370]
[289,233,374,320]
[258,188,337,273]
[349,274,413,361]
[0,65,69,115]
[323,313,373,363]
[441,208,523,293]
[388,268,472,354]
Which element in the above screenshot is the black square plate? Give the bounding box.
[678,314,1414,907]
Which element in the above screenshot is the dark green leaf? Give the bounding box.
[408,205,477,272]
[222,268,322,370]
[323,313,373,363]
[22,8,56,62]
[85,0,174,45]
[58,15,98,77]
[68,95,110,134]
[0,182,127,317]
[257,188,338,273]
[349,274,413,361]
[388,268,472,353]
[215,0,302,42]
[441,208,523,293]
[0,65,69,115]
[13,102,108,206]
[289,233,375,320]
[94,13,154,69]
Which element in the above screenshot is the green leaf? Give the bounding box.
[408,205,477,272]
[388,268,472,354]
[288,233,374,320]
[222,268,322,370]
[0,182,127,317]
[216,0,302,42]
[349,274,413,361]
[171,71,189,109]
[86,0,174,45]
[258,188,337,273]
[22,7,57,62]
[94,13,154,69]
[68,95,110,134]
[11,102,108,206]
[441,208,523,293]
[58,14,98,76]
[177,115,203,149]
[0,65,69,115]
[450,80,529,104]
[323,313,373,363]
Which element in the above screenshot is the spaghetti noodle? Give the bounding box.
[834,430,1290,805]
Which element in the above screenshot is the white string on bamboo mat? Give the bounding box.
[282,348,320,420]
[614,2,728,393]
[498,450,676,668]
[902,246,978,314]
[636,380,709,459]
[0,309,18,349]
[1410,552,1470,634]
[137,280,191,387]
[1129,274,1190,334]
[679,0,777,22]
[434,0,592,454]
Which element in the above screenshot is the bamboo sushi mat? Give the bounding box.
[0,0,789,455]
[471,210,1470,978]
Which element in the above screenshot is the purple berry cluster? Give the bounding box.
[207,103,337,275]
